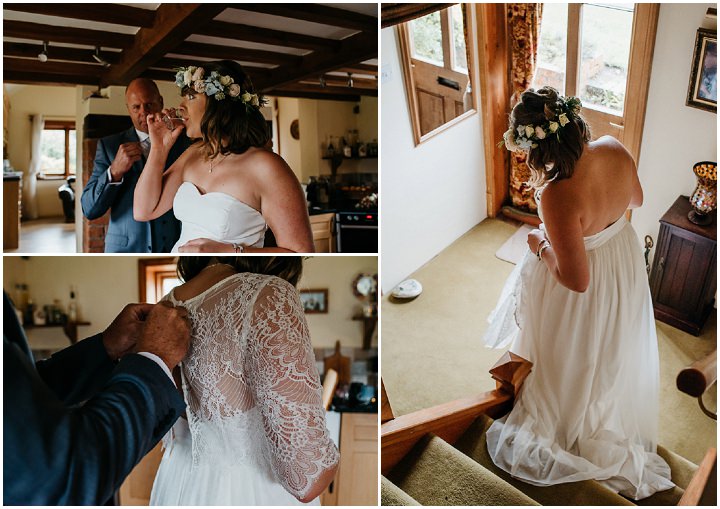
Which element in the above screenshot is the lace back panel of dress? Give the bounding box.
[166,273,339,500]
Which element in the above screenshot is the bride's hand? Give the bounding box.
[178,238,235,253]
[527,228,547,255]
[147,110,184,150]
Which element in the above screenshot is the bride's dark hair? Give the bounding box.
[177,256,303,287]
[511,86,591,187]
[181,60,269,159]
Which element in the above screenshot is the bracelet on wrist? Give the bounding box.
[538,243,551,260]
[535,238,550,259]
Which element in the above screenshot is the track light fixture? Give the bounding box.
[319,75,326,88]
[37,41,48,63]
[347,72,354,88]
[92,46,111,68]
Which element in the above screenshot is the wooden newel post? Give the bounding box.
[489,351,533,398]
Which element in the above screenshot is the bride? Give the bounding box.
[484,87,674,500]
[133,60,314,253]
[149,256,339,505]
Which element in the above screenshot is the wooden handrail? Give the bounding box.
[381,389,512,475]
[678,447,716,506]
[677,350,717,397]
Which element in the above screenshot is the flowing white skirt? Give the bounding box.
[150,418,319,506]
[483,217,674,500]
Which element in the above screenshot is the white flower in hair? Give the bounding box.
[516,137,534,151]
[219,75,234,86]
[183,69,193,86]
[549,121,559,133]
[194,80,206,93]
[241,92,252,103]
[517,125,526,137]
[503,128,520,152]
[251,95,260,107]
[228,84,241,97]
[535,126,546,139]
[558,113,569,127]
[525,125,535,138]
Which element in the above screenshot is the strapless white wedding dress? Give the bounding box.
[149,273,339,505]
[171,182,267,252]
[483,214,674,500]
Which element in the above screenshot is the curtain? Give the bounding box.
[24,114,44,219]
[507,4,543,212]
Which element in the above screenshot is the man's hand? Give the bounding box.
[109,142,143,182]
[102,303,154,360]
[178,237,235,253]
[135,301,191,371]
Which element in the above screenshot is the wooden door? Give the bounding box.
[337,413,378,506]
[118,443,163,505]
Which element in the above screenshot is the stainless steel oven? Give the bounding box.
[335,212,378,253]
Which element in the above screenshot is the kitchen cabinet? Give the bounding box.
[321,412,378,506]
[310,212,335,253]
[649,196,716,335]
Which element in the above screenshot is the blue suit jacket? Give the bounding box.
[2,294,186,505]
[81,127,189,253]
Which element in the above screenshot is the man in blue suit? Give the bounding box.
[81,78,190,252]
[3,293,190,505]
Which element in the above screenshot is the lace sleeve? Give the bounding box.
[246,278,340,501]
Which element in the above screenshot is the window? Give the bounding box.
[532,3,636,139]
[139,258,181,304]
[398,4,477,145]
[40,120,76,178]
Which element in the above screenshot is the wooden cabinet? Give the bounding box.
[649,196,716,335]
[310,212,335,253]
[328,412,378,506]
[4,173,22,250]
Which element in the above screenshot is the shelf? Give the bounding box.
[25,321,91,344]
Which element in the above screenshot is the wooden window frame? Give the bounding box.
[138,258,178,303]
[397,4,480,146]
[38,119,76,179]
[479,3,659,217]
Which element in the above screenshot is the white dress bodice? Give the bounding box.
[171,182,266,252]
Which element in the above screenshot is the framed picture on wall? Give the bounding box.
[299,289,328,314]
[686,27,717,113]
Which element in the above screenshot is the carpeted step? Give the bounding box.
[454,415,691,506]
[387,434,540,506]
[381,476,421,506]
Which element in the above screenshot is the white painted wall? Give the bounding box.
[3,255,378,349]
[380,27,487,292]
[632,3,717,261]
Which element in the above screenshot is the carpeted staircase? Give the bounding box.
[382,415,712,506]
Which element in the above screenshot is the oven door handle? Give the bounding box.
[337,225,378,230]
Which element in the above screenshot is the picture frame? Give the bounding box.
[686,28,717,113]
[299,289,328,314]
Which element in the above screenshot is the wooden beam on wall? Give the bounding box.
[5,57,104,77]
[4,42,122,65]
[235,4,377,32]
[4,3,155,28]
[275,82,377,97]
[4,71,98,87]
[476,3,510,218]
[100,4,227,87]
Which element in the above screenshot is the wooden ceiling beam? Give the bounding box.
[4,42,121,65]
[3,20,133,48]
[234,4,377,32]
[335,64,379,76]
[4,70,99,87]
[99,4,227,87]
[265,87,363,102]
[151,56,271,76]
[197,20,340,52]
[255,31,377,92]
[302,75,377,90]
[173,41,299,66]
[381,3,456,29]
[3,4,155,28]
[270,82,377,99]
[5,56,105,77]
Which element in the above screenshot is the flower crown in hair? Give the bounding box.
[501,95,582,153]
[174,66,266,107]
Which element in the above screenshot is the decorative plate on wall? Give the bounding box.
[290,119,300,139]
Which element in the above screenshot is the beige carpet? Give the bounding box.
[382,218,716,465]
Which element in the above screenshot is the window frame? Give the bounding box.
[138,258,179,304]
[397,3,480,146]
[38,119,76,180]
